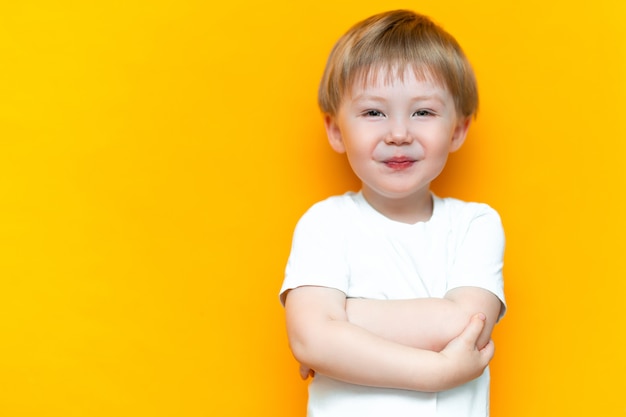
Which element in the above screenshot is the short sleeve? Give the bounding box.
[279,200,350,305]
[447,205,506,319]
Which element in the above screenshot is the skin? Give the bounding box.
[285,68,502,391]
[324,70,469,224]
[286,287,493,391]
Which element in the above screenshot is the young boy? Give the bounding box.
[280,9,505,417]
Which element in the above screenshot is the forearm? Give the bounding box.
[289,314,453,391]
[285,286,492,392]
[346,297,465,352]
[346,288,501,351]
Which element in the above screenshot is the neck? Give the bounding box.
[361,187,433,224]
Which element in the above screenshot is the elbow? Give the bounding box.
[287,319,343,370]
[288,336,309,365]
[287,327,324,368]
[445,287,502,347]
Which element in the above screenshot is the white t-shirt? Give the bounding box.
[280,191,506,417]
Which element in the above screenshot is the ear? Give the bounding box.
[323,114,346,154]
[449,117,471,153]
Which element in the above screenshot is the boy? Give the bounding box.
[280,9,505,417]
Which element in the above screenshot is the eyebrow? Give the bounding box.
[351,93,447,105]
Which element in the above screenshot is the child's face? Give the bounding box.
[324,68,470,206]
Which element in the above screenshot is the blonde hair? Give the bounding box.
[318,10,478,118]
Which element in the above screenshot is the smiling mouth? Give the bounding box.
[383,157,416,170]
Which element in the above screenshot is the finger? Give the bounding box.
[479,339,495,362]
[300,366,315,380]
[459,313,487,345]
[299,364,310,380]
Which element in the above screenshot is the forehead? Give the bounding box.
[346,66,451,100]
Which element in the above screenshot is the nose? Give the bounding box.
[385,118,411,145]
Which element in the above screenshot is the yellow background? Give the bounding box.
[1,1,625,416]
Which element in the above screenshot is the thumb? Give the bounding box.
[479,339,495,361]
[459,313,487,346]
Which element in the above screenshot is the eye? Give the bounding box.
[413,109,434,117]
[363,109,385,117]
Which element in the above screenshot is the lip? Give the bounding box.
[382,156,417,170]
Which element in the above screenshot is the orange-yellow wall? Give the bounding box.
[1,1,625,416]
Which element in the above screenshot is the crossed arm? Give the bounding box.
[284,285,502,392]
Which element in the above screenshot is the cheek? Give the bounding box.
[343,141,376,174]
[422,128,455,154]
[344,146,371,167]
[427,146,452,166]
[343,130,376,155]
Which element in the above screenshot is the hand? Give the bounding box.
[299,363,315,380]
[438,313,495,387]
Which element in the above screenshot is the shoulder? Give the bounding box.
[435,196,503,226]
[304,191,360,215]
[296,192,361,229]
[434,196,504,242]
